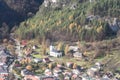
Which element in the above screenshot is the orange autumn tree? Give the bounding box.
[26,65,32,71]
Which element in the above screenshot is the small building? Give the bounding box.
[33,58,42,63]
[21,69,33,76]
[72,69,80,75]
[44,69,52,76]
[49,45,63,57]
[43,58,50,63]
[73,52,83,59]
[53,67,62,77]
[40,76,58,80]
[24,75,39,80]
[32,45,39,50]
[21,40,27,47]
[64,74,71,80]
[69,46,79,52]
[0,66,8,79]
[63,70,72,77]
[53,67,62,74]
[66,62,73,68]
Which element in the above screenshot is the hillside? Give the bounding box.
[0,0,44,28]
[16,0,120,42]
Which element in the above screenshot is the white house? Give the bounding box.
[49,45,63,57]
[73,52,83,58]
[52,0,57,3]
[69,46,79,52]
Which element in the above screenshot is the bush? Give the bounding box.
[93,49,105,59]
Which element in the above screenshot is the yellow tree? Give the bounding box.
[69,23,75,32]
[64,44,69,55]
[73,63,77,69]
[48,63,53,70]
[41,38,47,55]
[96,25,103,33]
[57,42,63,51]
[69,15,73,21]
[25,58,31,64]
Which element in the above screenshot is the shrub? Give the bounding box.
[93,49,105,59]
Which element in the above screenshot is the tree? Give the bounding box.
[64,44,69,55]
[96,25,103,33]
[41,37,47,55]
[58,74,64,80]
[57,42,63,51]
[93,49,105,59]
[26,65,32,71]
[48,63,53,70]
[73,63,77,69]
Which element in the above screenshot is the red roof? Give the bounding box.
[0,78,5,80]
[21,40,27,45]
[24,75,39,80]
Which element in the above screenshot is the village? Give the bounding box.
[0,37,120,80]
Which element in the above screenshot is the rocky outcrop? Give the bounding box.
[43,0,79,10]
[108,18,120,32]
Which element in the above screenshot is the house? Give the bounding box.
[72,74,83,80]
[53,67,62,77]
[69,46,79,52]
[102,75,111,80]
[33,58,42,63]
[72,69,80,75]
[21,69,33,76]
[0,66,8,80]
[24,75,39,80]
[0,46,14,80]
[57,64,62,68]
[64,74,71,80]
[44,69,52,76]
[73,52,83,59]
[87,64,101,77]
[66,62,73,68]
[32,45,39,50]
[49,45,63,57]
[43,58,50,63]
[53,67,62,75]
[40,76,58,80]
[87,69,96,77]
[63,70,72,77]
[21,40,27,47]
[0,49,14,66]
[0,50,8,63]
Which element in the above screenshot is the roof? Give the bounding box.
[21,40,27,45]
[73,52,82,57]
[0,46,5,51]
[0,66,8,74]
[0,51,8,57]
[40,76,57,80]
[21,69,33,76]
[34,58,42,63]
[24,75,39,80]
[43,58,50,62]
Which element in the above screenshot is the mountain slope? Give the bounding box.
[16,0,120,41]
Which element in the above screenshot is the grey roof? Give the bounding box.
[0,66,8,74]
